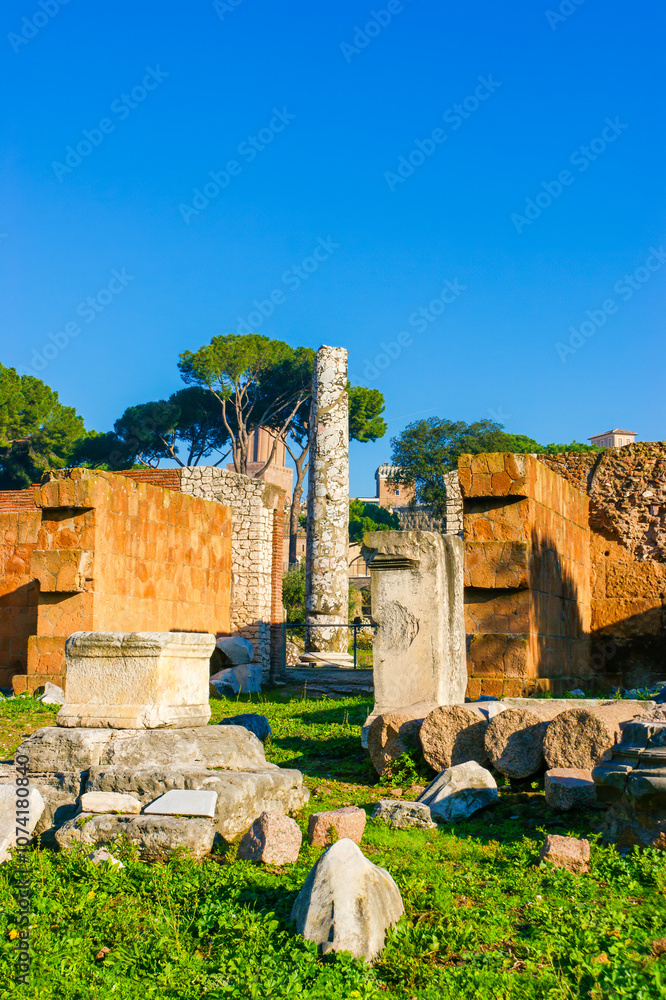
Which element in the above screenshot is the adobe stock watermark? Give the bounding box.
[362,278,467,380]
[384,75,501,192]
[13,747,32,986]
[511,117,628,233]
[340,0,416,63]
[545,0,588,31]
[213,0,247,20]
[51,66,169,181]
[28,268,135,373]
[8,0,71,54]
[555,245,666,362]
[179,107,296,223]
[235,237,339,333]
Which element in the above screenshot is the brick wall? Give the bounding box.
[0,492,41,686]
[459,453,591,697]
[11,468,231,693]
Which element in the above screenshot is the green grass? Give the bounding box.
[1,692,665,999]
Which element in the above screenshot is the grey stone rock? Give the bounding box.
[238,810,302,865]
[85,765,309,841]
[291,838,404,961]
[220,714,272,742]
[20,724,268,773]
[0,786,45,862]
[210,664,262,695]
[144,789,218,818]
[55,813,215,861]
[88,848,125,869]
[214,636,254,665]
[418,761,498,823]
[36,682,65,706]
[545,768,599,811]
[371,800,436,830]
[79,791,141,815]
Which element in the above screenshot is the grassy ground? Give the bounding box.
[0,692,665,999]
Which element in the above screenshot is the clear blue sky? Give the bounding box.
[2,0,664,496]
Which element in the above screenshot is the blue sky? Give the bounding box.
[2,0,664,497]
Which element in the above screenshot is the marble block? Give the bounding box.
[143,789,218,818]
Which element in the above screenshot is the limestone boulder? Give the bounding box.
[214,636,254,665]
[238,811,302,865]
[56,813,215,861]
[85,765,309,841]
[36,682,65,706]
[539,834,590,874]
[0,786,45,862]
[88,848,124,869]
[308,806,366,846]
[219,713,272,743]
[418,761,498,823]
[545,769,599,811]
[291,838,404,961]
[371,800,436,830]
[20,724,268,774]
[210,664,262,696]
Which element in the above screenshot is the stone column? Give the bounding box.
[302,346,351,665]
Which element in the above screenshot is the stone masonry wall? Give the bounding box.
[459,453,591,697]
[12,469,231,693]
[0,491,40,687]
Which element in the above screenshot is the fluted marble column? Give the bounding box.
[302,346,351,664]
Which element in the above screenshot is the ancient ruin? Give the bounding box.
[302,345,352,665]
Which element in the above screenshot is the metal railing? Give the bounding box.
[281,618,376,671]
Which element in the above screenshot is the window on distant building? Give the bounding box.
[395,489,400,495]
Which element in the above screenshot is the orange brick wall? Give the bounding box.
[11,468,231,693]
[459,453,591,697]
[0,500,41,687]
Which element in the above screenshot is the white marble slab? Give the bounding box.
[143,789,218,818]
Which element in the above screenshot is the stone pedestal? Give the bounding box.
[303,346,351,665]
[361,531,466,740]
[593,719,666,849]
[57,631,215,729]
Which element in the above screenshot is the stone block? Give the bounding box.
[418,761,498,823]
[237,810,302,864]
[55,813,215,861]
[57,631,215,729]
[539,834,590,874]
[371,800,436,830]
[88,848,125,868]
[545,769,598,811]
[308,805,366,846]
[79,791,141,815]
[362,531,466,733]
[214,636,254,665]
[0,786,45,863]
[144,789,218,818]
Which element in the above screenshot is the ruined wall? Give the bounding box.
[12,469,231,693]
[459,453,591,697]
[540,443,666,684]
[0,491,40,687]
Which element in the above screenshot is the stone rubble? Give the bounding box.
[79,791,141,815]
[539,834,590,874]
[308,805,367,846]
[418,762,498,823]
[0,786,45,863]
[237,810,302,865]
[371,800,436,830]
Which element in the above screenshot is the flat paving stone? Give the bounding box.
[143,789,218,818]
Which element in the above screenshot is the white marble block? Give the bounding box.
[143,789,218,818]
[57,631,215,729]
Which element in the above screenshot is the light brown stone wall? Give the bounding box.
[459,453,591,698]
[0,492,41,686]
[11,469,231,693]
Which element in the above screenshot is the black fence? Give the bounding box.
[281,619,376,671]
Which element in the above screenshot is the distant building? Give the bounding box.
[588,429,637,448]
[228,426,293,496]
[375,463,415,508]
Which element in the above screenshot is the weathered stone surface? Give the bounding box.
[308,806,366,846]
[0,786,45,862]
[88,848,124,868]
[545,769,598,811]
[539,834,590,874]
[214,636,254,665]
[371,800,436,830]
[144,789,218,818]
[484,707,556,779]
[237,810,302,864]
[367,704,437,775]
[362,531,466,735]
[79,791,141,815]
[220,713,272,742]
[304,346,350,659]
[20,724,268,773]
[36,682,65,705]
[420,705,490,772]
[418,761,498,823]
[291,838,404,961]
[85,765,308,842]
[57,631,215,729]
[56,813,215,861]
[544,703,641,770]
[210,664,262,696]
